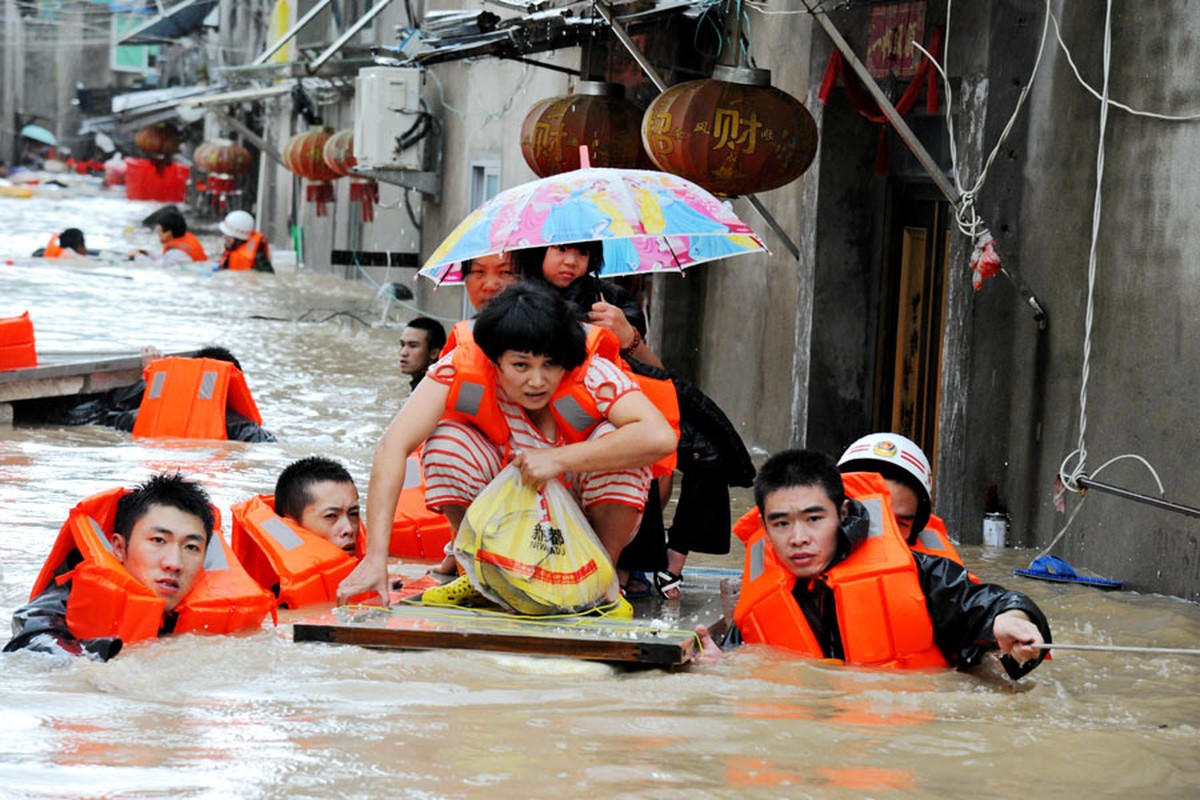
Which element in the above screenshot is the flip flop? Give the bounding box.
[653,570,683,600]
[621,572,653,599]
[1014,555,1122,590]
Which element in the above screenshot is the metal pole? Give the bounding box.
[310,0,397,72]
[251,0,334,66]
[1076,476,1200,520]
[595,1,802,261]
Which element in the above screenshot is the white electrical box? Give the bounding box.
[354,67,424,171]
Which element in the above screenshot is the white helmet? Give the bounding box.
[838,433,933,533]
[219,210,255,240]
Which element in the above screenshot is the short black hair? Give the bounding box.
[155,209,188,238]
[514,242,605,282]
[754,450,846,515]
[473,281,587,370]
[404,317,447,355]
[274,456,355,520]
[142,205,180,229]
[113,472,215,543]
[59,228,86,253]
[193,346,242,371]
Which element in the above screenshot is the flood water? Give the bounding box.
[1,185,1197,798]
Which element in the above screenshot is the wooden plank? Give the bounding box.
[292,567,739,667]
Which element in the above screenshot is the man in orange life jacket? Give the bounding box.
[274,456,361,555]
[4,473,213,661]
[837,432,966,566]
[37,227,89,258]
[696,450,1051,679]
[216,210,273,273]
[129,208,207,265]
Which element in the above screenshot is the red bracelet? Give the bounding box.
[621,329,642,357]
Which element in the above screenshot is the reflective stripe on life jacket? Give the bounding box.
[221,232,268,271]
[230,494,363,608]
[0,311,37,370]
[914,514,964,565]
[732,478,949,669]
[442,339,605,447]
[132,356,263,440]
[390,453,454,559]
[29,487,274,644]
[164,231,208,262]
[43,233,65,258]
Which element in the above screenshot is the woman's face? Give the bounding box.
[541,245,591,288]
[493,350,566,412]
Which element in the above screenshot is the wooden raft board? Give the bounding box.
[293,568,737,667]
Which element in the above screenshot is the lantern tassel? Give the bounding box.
[350,179,378,223]
[307,182,335,217]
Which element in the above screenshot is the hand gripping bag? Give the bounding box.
[456,464,619,615]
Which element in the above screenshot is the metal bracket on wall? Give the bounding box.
[350,166,442,203]
[594,1,802,262]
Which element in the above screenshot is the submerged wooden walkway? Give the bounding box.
[293,568,740,667]
[0,350,194,426]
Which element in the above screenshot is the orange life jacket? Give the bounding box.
[732,476,950,669]
[221,232,268,271]
[442,321,680,475]
[443,340,607,447]
[0,311,37,370]
[164,231,208,262]
[230,494,365,609]
[131,356,263,440]
[913,514,964,565]
[390,453,454,559]
[43,233,65,258]
[29,487,275,644]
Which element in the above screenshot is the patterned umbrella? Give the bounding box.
[419,163,767,285]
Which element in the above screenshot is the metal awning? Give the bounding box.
[79,85,215,136]
[179,83,295,107]
[117,0,220,46]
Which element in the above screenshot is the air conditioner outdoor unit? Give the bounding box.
[354,67,424,171]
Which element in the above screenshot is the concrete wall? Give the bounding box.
[993,2,1200,599]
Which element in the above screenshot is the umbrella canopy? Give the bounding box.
[419,166,766,285]
[19,125,57,147]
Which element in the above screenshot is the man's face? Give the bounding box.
[762,484,846,581]
[397,327,433,375]
[464,254,517,310]
[155,224,171,244]
[494,350,566,412]
[222,235,238,251]
[885,478,919,539]
[294,480,360,554]
[111,504,208,612]
[541,245,590,288]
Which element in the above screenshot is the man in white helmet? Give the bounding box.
[837,433,965,566]
[217,210,273,273]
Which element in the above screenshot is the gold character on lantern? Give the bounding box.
[712,109,763,154]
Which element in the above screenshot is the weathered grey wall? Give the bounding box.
[1000,3,1200,598]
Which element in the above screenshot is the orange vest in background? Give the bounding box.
[230,494,364,609]
[0,311,37,370]
[390,453,454,559]
[30,488,275,644]
[732,476,950,669]
[165,231,208,262]
[132,357,263,440]
[43,233,65,258]
[913,514,964,566]
[221,232,269,271]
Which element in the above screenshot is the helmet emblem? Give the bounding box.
[872,441,898,458]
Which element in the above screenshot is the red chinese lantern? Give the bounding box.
[520,82,646,177]
[284,127,339,216]
[322,128,378,223]
[192,138,253,210]
[641,65,818,196]
[134,123,182,159]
